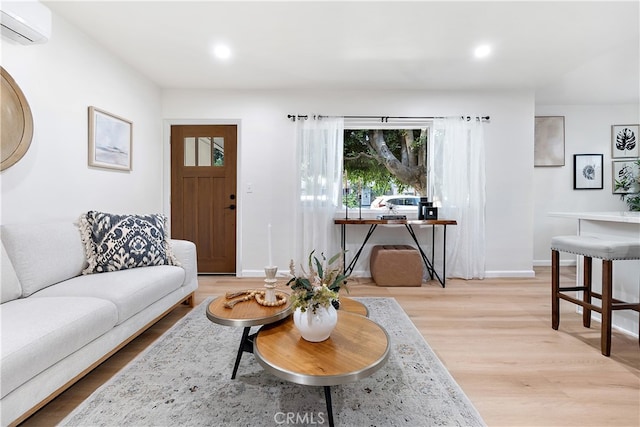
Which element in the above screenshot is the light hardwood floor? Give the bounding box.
[21,267,639,426]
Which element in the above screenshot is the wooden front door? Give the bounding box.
[170,125,237,273]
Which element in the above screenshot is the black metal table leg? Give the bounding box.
[231,326,253,379]
[431,225,436,280]
[344,224,377,276]
[340,224,346,275]
[442,225,447,287]
[324,386,334,427]
[405,224,445,287]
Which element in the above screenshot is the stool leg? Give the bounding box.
[601,260,613,357]
[583,256,592,328]
[551,249,560,330]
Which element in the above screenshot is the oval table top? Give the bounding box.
[206,292,293,327]
[253,311,389,386]
[337,296,369,317]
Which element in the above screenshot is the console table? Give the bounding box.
[334,218,457,287]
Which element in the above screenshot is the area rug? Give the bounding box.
[61,297,485,426]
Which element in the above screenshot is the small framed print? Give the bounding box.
[534,116,565,166]
[88,106,132,171]
[612,160,640,194]
[611,124,639,158]
[573,154,603,190]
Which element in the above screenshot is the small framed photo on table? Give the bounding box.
[88,106,132,171]
[611,124,639,158]
[573,154,603,190]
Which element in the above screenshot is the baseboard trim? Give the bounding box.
[484,270,536,278]
[533,259,577,267]
[243,267,573,279]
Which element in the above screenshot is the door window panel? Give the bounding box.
[198,137,212,166]
[213,137,224,166]
[183,136,224,166]
[184,137,196,166]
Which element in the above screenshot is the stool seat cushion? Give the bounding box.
[370,244,422,287]
[551,235,640,260]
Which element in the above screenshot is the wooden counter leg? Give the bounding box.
[551,249,560,330]
[583,256,592,328]
[601,260,613,357]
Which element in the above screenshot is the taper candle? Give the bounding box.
[267,223,273,267]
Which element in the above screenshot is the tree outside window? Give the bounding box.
[343,128,428,208]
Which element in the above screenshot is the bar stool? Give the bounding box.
[551,235,640,356]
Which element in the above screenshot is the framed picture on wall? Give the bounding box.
[534,116,565,167]
[611,124,639,158]
[573,154,603,190]
[88,106,132,171]
[612,159,640,194]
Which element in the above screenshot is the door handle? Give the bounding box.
[225,204,236,210]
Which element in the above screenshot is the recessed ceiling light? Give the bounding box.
[474,44,491,59]
[213,44,232,60]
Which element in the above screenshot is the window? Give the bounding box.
[343,126,429,210]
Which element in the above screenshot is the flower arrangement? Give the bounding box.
[614,159,640,211]
[286,250,349,313]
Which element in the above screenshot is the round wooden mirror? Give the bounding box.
[1,66,34,171]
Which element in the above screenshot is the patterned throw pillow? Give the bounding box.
[79,211,179,274]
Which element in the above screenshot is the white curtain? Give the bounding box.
[293,117,345,267]
[431,117,486,279]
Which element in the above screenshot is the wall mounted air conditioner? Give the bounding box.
[0,1,51,44]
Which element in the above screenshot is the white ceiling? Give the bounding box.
[44,1,640,105]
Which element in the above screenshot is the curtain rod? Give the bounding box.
[287,114,490,122]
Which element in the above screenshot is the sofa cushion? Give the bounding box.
[79,211,179,275]
[0,297,118,399]
[1,222,87,297]
[1,242,22,303]
[30,265,185,324]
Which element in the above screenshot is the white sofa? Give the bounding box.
[0,220,198,426]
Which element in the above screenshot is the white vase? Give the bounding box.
[293,305,338,342]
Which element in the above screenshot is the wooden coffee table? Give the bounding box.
[253,311,389,427]
[337,296,368,317]
[206,294,293,379]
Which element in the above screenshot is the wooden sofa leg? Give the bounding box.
[182,293,195,307]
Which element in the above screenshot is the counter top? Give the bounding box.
[549,211,640,224]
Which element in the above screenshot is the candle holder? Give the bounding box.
[344,188,349,219]
[264,266,278,303]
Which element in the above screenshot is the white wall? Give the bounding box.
[533,104,640,265]
[0,13,162,225]
[162,89,536,277]
[7,10,632,279]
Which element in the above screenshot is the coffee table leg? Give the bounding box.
[324,386,334,427]
[231,327,251,379]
